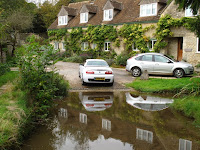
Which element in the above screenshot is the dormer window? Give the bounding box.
[140,3,157,17]
[185,7,195,17]
[104,9,113,21]
[80,12,88,23]
[58,15,68,25]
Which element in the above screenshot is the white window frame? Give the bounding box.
[92,43,97,49]
[79,113,87,124]
[185,7,194,17]
[80,12,88,23]
[59,108,68,118]
[104,42,111,51]
[102,118,111,131]
[140,3,157,17]
[104,9,113,21]
[62,42,66,50]
[197,38,200,53]
[136,128,153,144]
[81,42,88,51]
[58,15,68,26]
[54,42,59,50]
[179,139,192,150]
[132,43,139,51]
[148,39,157,51]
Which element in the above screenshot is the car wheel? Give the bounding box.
[109,82,114,86]
[131,67,141,77]
[82,80,86,85]
[174,68,184,78]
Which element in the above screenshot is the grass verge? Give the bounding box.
[172,96,200,127]
[126,77,195,93]
[0,71,19,87]
[0,86,31,149]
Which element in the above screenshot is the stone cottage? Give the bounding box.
[48,0,200,67]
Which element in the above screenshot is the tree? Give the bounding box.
[6,9,34,56]
[175,0,200,15]
[0,23,9,63]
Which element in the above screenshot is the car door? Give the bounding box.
[139,54,154,73]
[153,55,174,74]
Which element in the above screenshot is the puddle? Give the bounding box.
[21,91,200,150]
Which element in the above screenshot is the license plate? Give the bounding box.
[95,77,105,81]
[94,97,105,101]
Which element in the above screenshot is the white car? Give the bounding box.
[79,92,113,111]
[79,59,114,85]
[126,92,174,111]
[126,53,194,78]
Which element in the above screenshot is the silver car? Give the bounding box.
[126,53,194,78]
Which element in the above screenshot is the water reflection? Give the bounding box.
[179,139,192,150]
[21,91,200,150]
[126,92,174,111]
[136,128,153,144]
[80,92,113,111]
[102,119,112,131]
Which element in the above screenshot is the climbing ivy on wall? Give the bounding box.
[154,14,200,51]
[118,24,154,53]
[48,15,200,58]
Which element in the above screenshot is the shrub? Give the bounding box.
[16,35,69,120]
[0,63,10,76]
[115,54,130,66]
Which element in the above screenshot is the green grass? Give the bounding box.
[172,96,200,126]
[0,71,19,87]
[0,87,30,149]
[126,77,198,93]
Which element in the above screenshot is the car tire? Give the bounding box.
[131,67,141,77]
[174,68,184,78]
[109,82,114,86]
[82,80,86,85]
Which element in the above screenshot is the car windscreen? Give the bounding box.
[86,61,108,66]
[164,55,178,62]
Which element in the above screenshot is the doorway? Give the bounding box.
[177,37,183,61]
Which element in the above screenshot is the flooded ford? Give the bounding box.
[21,91,200,150]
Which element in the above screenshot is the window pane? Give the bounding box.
[146,5,151,15]
[142,55,152,61]
[154,55,169,63]
[152,4,156,15]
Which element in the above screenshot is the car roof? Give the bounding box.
[86,59,105,62]
[137,53,164,56]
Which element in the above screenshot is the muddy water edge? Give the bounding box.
[20,91,200,150]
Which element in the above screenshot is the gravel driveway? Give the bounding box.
[54,61,134,91]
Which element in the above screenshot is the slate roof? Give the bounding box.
[85,4,98,13]
[139,0,168,5]
[110,0,123,10]
[63,6,77,16]
[48,0,167,30]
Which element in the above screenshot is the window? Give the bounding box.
[132,43,139,51]
[136,128,153,144]
[58,16,68,25]
[54,42,59,50]
[80,12,88,23]
[92,43,97,49]
[79,113,87,124]
[104,42,111,51]
[148,39,157,51]
[179,139,192,150]
[81,42,88,51]
[62,42,66,50]
[140,3,157,17]
[185,7,194,17]
[59,108,67,118]
[141,55,153,61]
[102,119,111,131]
[154,55,169,63]
[197,38,200,53]
[104,9,113,21]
